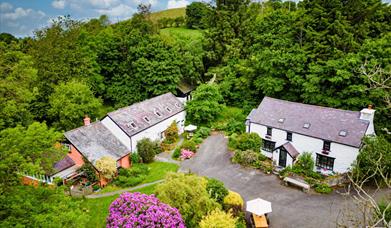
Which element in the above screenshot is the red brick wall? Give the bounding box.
[119,154,131,169]
[68,145,85,167]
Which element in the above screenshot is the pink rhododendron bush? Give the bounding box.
[106,192,185,228]
[180,149,195,160]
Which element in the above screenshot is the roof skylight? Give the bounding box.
[154,109,162,117]
[166,106,172,113]
[126,121,137,129]
[175,103,181,108]
[303,123,311,129]
[143,116,150,123]
[339,130,347,137]
[278,118,285,123]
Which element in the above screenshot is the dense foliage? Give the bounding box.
[77,158,99,183]
[223,190,244,217]
[186,2,212,29]
[206,178,229,205]
[113,164,149,187]
[199,209,237,228]
[155,173,220,227]
[107,192,185,227]
[353,136,391,183]
[295,152,315,174]
[164,121,179,143]
[229,133,262,151]
[95,156,117,180]
[137,138,161,163]
[186,84,224,125]
[0,186,88,227]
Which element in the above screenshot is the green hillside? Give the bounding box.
[149,7,186,23]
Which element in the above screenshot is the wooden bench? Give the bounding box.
[252,214,268,228]
[283,177,310,192]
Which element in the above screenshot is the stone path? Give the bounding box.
[154,137,183,164]
[86,180,163,199]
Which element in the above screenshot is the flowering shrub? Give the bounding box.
[107,192,185,228]
[180,149,195,160]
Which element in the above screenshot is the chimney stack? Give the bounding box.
[83,115,91,126]
[360,105,376,135]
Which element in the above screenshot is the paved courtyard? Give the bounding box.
[180,134,350,228]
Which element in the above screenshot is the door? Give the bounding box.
[279,148,287,167]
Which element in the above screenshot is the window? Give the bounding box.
[143,116,150,123]
[154,109,162,117]
[339,130,347,137]
[286,132,292,141]
[323,141,331,151]
[266,127,272,136]
[165,106,172,112]
[316,154,335,170]
[262,140,275,152]
[303,123,311,129]
[126,121,137,129]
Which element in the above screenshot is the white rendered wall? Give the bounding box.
[131,111,186,152]
[272,148,294,168]
[102,117,131,150]
[249,122,360,173]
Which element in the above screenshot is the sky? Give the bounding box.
[1,0,390,37]
[0,0,199,37]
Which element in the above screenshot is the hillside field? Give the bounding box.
[149,7,186,23]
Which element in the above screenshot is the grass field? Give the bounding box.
[149,7,186,23]
[83,184,158,228]
[160,27,204,47]
[98,161,178,194]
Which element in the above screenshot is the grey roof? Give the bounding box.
[277,142,299,159]
[248,97,369,147]
[53,155,75,173]
[64,121,130,164]
[177,80,195,94]
[108,92,185,137]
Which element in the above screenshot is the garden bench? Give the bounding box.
[283,177,310,192]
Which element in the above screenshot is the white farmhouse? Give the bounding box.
[101,92,186,152]
[245,97,375,174]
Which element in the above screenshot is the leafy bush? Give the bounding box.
[180,149,195,159]
[131,152,140,164]
[206,178,229,205]
[229,133,261,152]
[199,209,237,228]
[107,192,185,227]
[377,200,391,224]
[181,139,197,152]
[295,152,315,174]
[232,150,266,168]
[155,173,220,227]
[192,136,203,144]
[194,127,211,139]
[95,156,117,179]
[314,183,333,194]
[137,138,161,163]
[223,191,243,217]
[113,165,149,187]
[78,158,98,183]
[164,121,179,143]
[172,147,181,159]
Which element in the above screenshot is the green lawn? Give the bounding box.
[98,161,178,194]
[160,27,203,45]
[149,8,186,23]
[82,184,158,228]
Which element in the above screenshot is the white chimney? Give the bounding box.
[83,115,91,126]
[360,105,376,135]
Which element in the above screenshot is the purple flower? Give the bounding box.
[106,192,185,228]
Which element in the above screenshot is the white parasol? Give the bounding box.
[246,198,272,216]
[184,124,197,132]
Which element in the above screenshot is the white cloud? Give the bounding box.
[0,2,13,12]
[2,7,45,20]
[96,3,135,18]
[167,0,189,9]
[132,0,157,6]
[52,0,66,9]
[89,0,120,8]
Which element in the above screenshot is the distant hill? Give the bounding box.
[149,7,186,23]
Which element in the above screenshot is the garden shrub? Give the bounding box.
[107,192,185,227]
[194,127,211,139]
[229,133,261,152]
[295,152,315,174]
[95,156,117,179]
[181,139,197,152]
[192,136,203,144]
[164,121,179,143]
[131,152,140,164]
[172,147,181,159]
[314,183,333,194]
[377,200,391,224]
[180,149,195,159]
[232,150,265,168]
[206,178,229,205]
[137,138,161,163]
[155,173,220,227]
[113,165,149,187]
[223,191,243,217]
[78,158,98,183]
[199,209,237,228]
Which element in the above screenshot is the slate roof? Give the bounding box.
[248,97,369,148]
[53,155,75,173]
[64,121,129,165]
[107,92,185,137]
[278,142,299,159]
[177,80,195,94]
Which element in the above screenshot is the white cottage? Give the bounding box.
[101,92,186,152]
[245,97,375,174]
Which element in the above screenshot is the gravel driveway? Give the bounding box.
[180,134,349,228]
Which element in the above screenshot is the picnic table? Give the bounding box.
[252,213,268,228]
